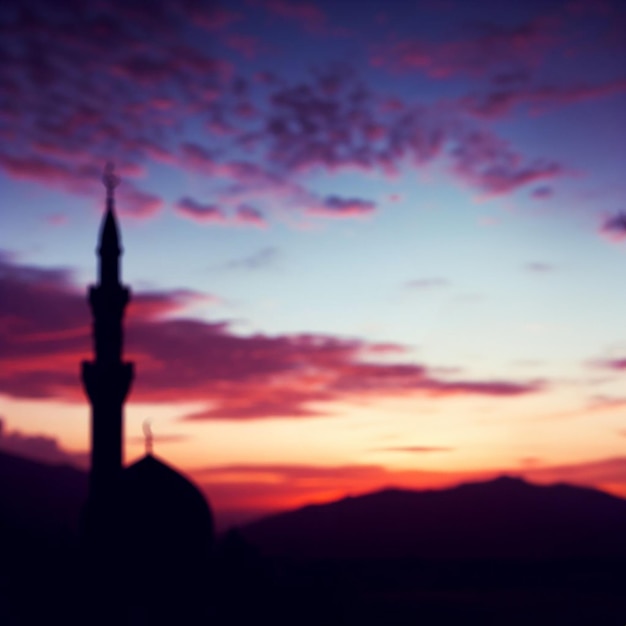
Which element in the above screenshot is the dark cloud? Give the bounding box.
[460,79,626,119]
[600,212,626,242]
[175,196,226,223]
[373,17,559,79]
[450,128,562,196]
[531,186,553,199]
[0,1,581,224]
[308,195,376,218]
[0,254,544,418]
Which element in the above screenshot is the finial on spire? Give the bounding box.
[143,420,154,456]
[102,161,120,201]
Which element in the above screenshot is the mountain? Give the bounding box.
[241,476,626,559]
[3,450,626,562]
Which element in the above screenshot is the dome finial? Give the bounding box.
[143,420,154,455]
[102,161,120,202]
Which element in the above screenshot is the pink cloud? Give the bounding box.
[193,454,626,525]
[118,186,163,218]
[461,79,626,119]
[45,213,68,226]
[308,195,376,218]
[592,357,626,371]
[532,186,553,199]
[235,204,267,227]
[0,255,544,418]
[450,129,563,196]
[175,197,226,223]
[599,212,626,242]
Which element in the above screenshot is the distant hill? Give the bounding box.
[0,449,87,537]
[241,476,626,560]
[3,451,626,562]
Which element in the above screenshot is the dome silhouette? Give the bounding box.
[116,454,214,573]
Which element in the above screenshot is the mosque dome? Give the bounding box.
[116,454,215,575]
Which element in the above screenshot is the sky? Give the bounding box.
[1,0,626,528]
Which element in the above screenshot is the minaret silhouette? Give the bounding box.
[82,163,134,511]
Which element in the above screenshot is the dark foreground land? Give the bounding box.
[3,535,625,626]
[3,516,625,625]
[1,451,625,625]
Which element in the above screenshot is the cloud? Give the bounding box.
[175,197,226,223]
[235,204,267,227]
[523,456,626,498]
[450,129,563,196]
[586,395,626,411]
[175,197,268,227]
[460,78,626,119]
[194,454,626,527]
[531,186,553,199]
[119,186,164,218]
[0,254,544,418]
[592,358,626,371]
[600,212,626,242]
[373,17,558,79]
[307,195,376,218]
[0,418,87,467]
[1,0,574,228]
[405,278,449,289]
[1,0,616,233]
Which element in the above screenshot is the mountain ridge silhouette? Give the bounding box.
[241,474,626,560]
[2,449,626,562]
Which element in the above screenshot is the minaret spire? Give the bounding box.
[82,163,134,515]
[99,162,122,287]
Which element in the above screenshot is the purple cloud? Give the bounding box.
[235,204,267,227]
[175,197,226,223]
[600,212,626,242]
[0,255,545,419]
[308,195,376,218]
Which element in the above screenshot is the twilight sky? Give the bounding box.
[1,0,626,527]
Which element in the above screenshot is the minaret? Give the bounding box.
[82,163,134,508]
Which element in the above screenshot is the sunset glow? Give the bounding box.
[1,0,626,528]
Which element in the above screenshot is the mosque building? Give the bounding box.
[80,164,214,621]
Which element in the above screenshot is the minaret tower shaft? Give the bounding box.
[82,163,134,505]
